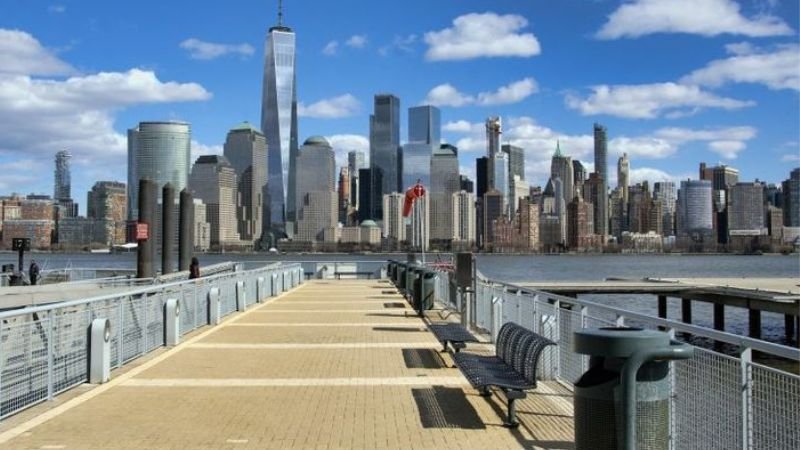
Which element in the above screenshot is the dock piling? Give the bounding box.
[748,309,762,340]
[161,183,175,275]
[681,298,692,324]
[713,304,725,332]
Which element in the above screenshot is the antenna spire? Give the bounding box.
[278,0,283,26]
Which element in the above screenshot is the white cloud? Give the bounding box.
[326,134,369,168]
[298,94,360,119]
[565,82,753,119]
[0,29,74,76]
[781,154,800,162]
[345,35,367,48]
[628,167,688,185]
[179,38,254,60]
[707,140,746,159]
[442,120,477,133]
[609,137,676,159]
[682,43,800,91]
[322,41,338,56]
[0,28,212,198]
[423,83,474,107]
[477,78,538,106]
[47,5,65,14]
[597,0,793,39]
[424,13,541,61]
[378,34,417,56]
[424,78,537,107]
[190,140,223,163]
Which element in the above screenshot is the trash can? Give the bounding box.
[397,263,407,291]
[405,265,419,302]
[411,268,435,314]
[573,327,693,450]
[388,261,397,283]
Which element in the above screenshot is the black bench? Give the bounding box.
[452,322,555,428]
[427,322,479,352]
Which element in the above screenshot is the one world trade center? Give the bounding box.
[261,1,298,238]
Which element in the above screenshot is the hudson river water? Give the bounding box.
[3,252,798,345]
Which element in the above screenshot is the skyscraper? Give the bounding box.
[728,182,766,234]
[127,121,191,220]
[618,153,630,205]
[294,136,336,242]
[261,2,298,231]
[677,179,713,236]
[348,150,365,174]
[188,155,239,247]
[593,123,609,236]
[54,150,71,202]
[401,143,431,190]
[493,151,510,217]
[430,143,459,242]
[501,144,525,181]
[408,106,440,145]
[783,168,800,226]
[87,181,127,245]
[485,117,502,191]
[382,192,406,249]
[452,190,476,246]
[572,160,586,193]
[654,181,676,236]
[550,142,573,207]
[370,94,401,199]
[54,150,77,218]
[357,167,381,222]
[223,122,267,243]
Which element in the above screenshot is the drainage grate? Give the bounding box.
[411,387,485,429]
[402,348,446,369]
[373,327,423,332]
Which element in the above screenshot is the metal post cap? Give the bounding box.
[573,327,671,358]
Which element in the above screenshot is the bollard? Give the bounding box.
[257,277,265,303]
[137,179,156,279]
[161,183,175,275]
[178,189,194,271]
[89,318,111,384]
[299,268,305,283]
[165,298,180,346]
[236,281,246,311]
[271,273,279,295]
[208,287,220,324]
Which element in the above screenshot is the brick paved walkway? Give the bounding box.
[0,279,574,449]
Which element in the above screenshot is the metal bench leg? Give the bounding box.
[505,397,520,428]
[479,387,492,397]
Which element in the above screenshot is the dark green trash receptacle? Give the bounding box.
[397,263,407,292]
[405,264,419,301]
[573,327,693,450]
[412,268,436,314]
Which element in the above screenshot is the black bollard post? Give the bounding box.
[178,189,194,271]
[137,179,156,279]
[161,183,175,275]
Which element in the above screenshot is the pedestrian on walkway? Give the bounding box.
[29,260,40,285]
[189,257,200,279]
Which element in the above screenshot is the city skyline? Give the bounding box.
[0,0,798,212]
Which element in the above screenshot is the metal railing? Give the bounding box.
[0,262,304,420]
[431,270,800,450]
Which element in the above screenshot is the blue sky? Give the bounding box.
[0,0,798,213]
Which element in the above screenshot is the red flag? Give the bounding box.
[403,181,426,217]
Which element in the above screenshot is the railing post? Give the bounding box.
[117,300,125,367]
[666,327,677,450]
[516,290,522,325]
[740,347,753,450]
[47,315,54,400]
[616,314,626,327]
[532,294,540,334]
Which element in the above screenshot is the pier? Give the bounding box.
[0,260,797,449]
[516,277,800,342]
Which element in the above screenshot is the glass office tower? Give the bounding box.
[260,11,298,232]
[127,121,191,220]
[408,106,440,145]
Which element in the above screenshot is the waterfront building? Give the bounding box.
[348,150,366,174]
[654,181,676,236]
[369,94,401,216]
[357,167,381,222]
[482,189,505,250]
[677,179,713,240]
[550,142,573,210]
[54,150,77,218]
[609,188,625,240]
[502,144,525,181]
[1,220,53,250]
[617,153,630,205]
[382,193,405,250]
[485,117,501,159]
[572,160,586,196]
[494,151,510,217]
[475,156,489,246]
[338,167,353,224]
[188,155,240,248]
[294,136,336,242]
[767,205,784,244]
[193,199,210,251]
[296,191,337,243]
[86,181,127,245]
[552,177,567,246]
[518,199,540,251]
[127,121,191,220]
[451,190,476,249]
[567,193,593,251]
[783,168,800,226]
[593,123,609,236]
[539,215,562,252]
[261,4,298,231]
[511,175,530,216]
[728,182,766,235]
[430,144,459,243]
[223,122,267,243]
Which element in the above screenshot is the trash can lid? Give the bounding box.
[573,327,671,358]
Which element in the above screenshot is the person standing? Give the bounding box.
[189,257,200,279]
[29,260,40,286]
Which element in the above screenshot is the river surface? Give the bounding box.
[3,252,798,346]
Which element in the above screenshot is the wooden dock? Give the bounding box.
[514,277,800,342]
